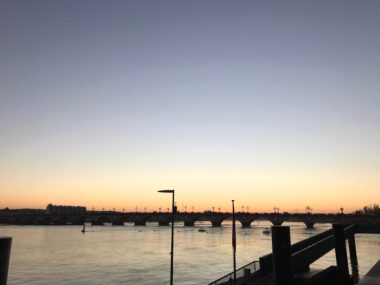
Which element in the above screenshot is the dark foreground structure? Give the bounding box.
[1,224,379,284]
[209,224,380,285]
[0,237,12,285]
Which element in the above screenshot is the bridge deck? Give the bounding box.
[359,260,380,285]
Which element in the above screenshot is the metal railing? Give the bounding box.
[208,260,260,285]
[208,224,374,285]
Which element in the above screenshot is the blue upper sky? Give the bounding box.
[1,0,379,211]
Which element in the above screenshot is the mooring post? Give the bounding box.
[333,224,350,285]
[348,234,359,283]
[272,226,292,285]
[0,237,12,285]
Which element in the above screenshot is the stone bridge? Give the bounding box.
[1,211,380,228]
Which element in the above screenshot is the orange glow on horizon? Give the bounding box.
[1,163,378,213]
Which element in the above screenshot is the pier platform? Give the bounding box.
[359,260,380,285]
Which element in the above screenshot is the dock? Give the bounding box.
[359,260,380,285]
[209,224,380,285]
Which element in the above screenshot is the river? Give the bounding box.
[1,222,380,284]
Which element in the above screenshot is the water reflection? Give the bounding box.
[0,223,379,285]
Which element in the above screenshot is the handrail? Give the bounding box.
[291,225,357,273]
[291,235,335,273]
[208,260,260,285]
[208,224,365,285]
[209,228,339,284]
[259,228,335,274]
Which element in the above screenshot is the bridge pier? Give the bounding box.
[241,221,252,228]
[135,221,146,226]
[305,222,315,229]
[184,221,195,227]
[238,216,256,228]
[271,220,284,226]
[211,221,222,227]
[159,221,169,226]
[112,220,125,226]
[209,216,226,227]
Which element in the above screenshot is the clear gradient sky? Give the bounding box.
[1,0,379,213]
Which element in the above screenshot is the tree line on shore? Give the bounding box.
[355,204,380,216]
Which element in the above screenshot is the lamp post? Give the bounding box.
[232,200,237,285]
[158,189,175,285]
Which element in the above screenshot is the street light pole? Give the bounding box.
[232,200,237,285]
[158,189,175,285]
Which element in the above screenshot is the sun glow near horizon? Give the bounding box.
[0,163,378,213]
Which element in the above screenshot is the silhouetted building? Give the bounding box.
[46,204,86,215]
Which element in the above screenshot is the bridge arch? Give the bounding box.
[179,214,202,227]
[112,217,126,226]
[150,215,172,226]
[134,215,151,226]
[221,219,242,227]
[194,215,230,227]
[92,216,112,225]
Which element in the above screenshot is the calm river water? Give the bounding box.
[1,222,380,284]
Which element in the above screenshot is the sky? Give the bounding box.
[0,0,379,213]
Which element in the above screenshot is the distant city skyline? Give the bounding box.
[1,1,379,213]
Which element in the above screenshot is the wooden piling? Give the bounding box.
[0,237,12,285]
[272,226,292,285]
[333,224,350,285]
[348,234,359,283]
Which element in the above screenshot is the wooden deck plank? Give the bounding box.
[359,260,380,285]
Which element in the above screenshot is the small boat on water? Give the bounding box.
[198,228,206,232]
[262,228,270,235]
